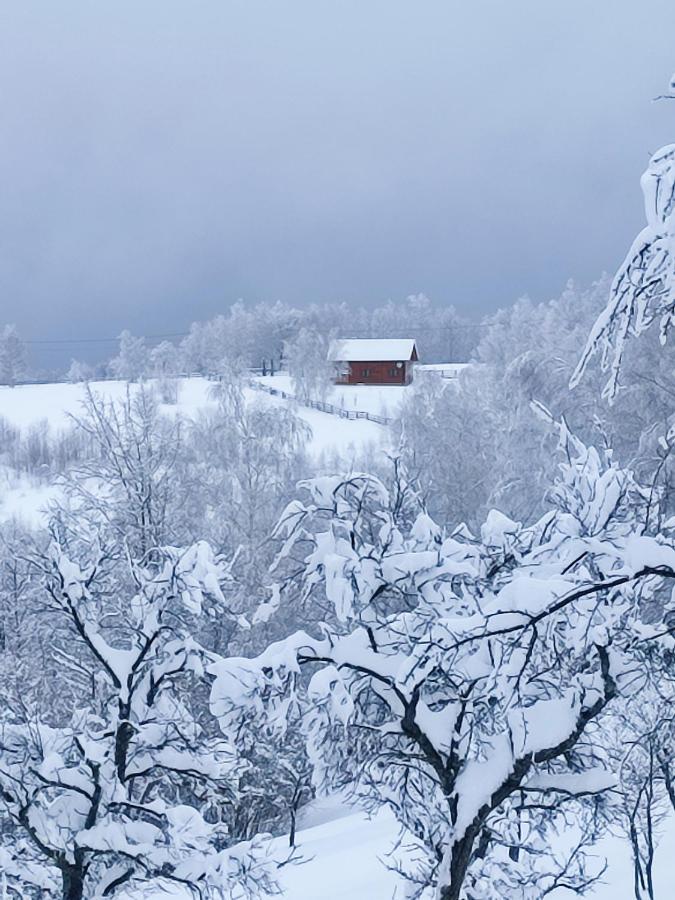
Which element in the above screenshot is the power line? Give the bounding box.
[24,331,189,346]
[24,325,493,346]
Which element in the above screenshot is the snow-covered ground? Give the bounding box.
[0,378,389,448]
[254,373,412,419]
[278,808,402,900]
[0,467,59,528]
[280,805,674,900]
[131,798,673,899]
[0,378,390,525]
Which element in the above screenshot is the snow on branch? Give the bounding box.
[0,537,275,900]
[210,424,675,900]
[571,127,675,399]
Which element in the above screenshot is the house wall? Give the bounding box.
[335,360,412,385]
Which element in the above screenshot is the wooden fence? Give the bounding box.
[248,380,393,426]
[8,373,395,428]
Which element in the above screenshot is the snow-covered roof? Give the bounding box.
[327,339,417,362]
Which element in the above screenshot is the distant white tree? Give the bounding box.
[211,423,675,900]
[110,330,146,382]
[60,386,183,556]
[176,296,481,383]
[0,324,27,387]
[149,340,180,403]
[150,340,179,377]
[284,327,335,403]
[368,294,477,364]
[179,309,253,375]
[66,359,93,383]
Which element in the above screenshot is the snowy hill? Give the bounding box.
[0,377,390,457]
[133,800,673,899]
[0,377,392,525]
[278,806,674,900]
[253,373,412,419]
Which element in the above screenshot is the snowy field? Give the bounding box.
[0,377,388,453]
[254,373,412,418]
[0,467,60,529]
[0,377,390,525]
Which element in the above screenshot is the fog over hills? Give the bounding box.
[2,0,675,353]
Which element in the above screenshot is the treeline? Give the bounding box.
[398,275,675,530]
[1,294,481,386]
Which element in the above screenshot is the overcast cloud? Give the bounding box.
[1,0,675,358]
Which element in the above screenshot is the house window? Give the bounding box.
[389,367,399,377]
[361,368,370,377]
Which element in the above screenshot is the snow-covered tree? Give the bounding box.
[179,307,258,375]
[572,80,675,400]
[0,533,277,900]
[110,331,146,383]
[66,359,93,384]
[210,420,675,900]
[149,341,180,404]
[58,386,184,556]
[568,74,675,892]
[149,340,178,377]
[0,324,27,387]
[192,370,310,621]
[397,275,675,531]
[610,698,675,899]
[0,522,55,713]
[284,327,335,403]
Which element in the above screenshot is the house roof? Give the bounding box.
[327,338,417,362]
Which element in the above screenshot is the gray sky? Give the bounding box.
[1,1,675,361]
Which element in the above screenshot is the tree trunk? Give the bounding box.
[289,807,297,848]
[438,827,478,900]
[288,780,303,848]
[62,865,85,900]
[115,711,134,782]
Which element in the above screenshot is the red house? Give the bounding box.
[328,339,418,386]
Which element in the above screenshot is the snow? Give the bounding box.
[0,467,58,527]
[127,800,675,899]
[285,404,384,457]
[452,733,515,841]
[327,338,417,362]
[255,373,411,418]
[0,379,388,506]
[623,533,675,574]
[278,809,404,899]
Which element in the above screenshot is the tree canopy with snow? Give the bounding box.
[0,324,27,387]
[210,418,675,899]
[0,531,277,900]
